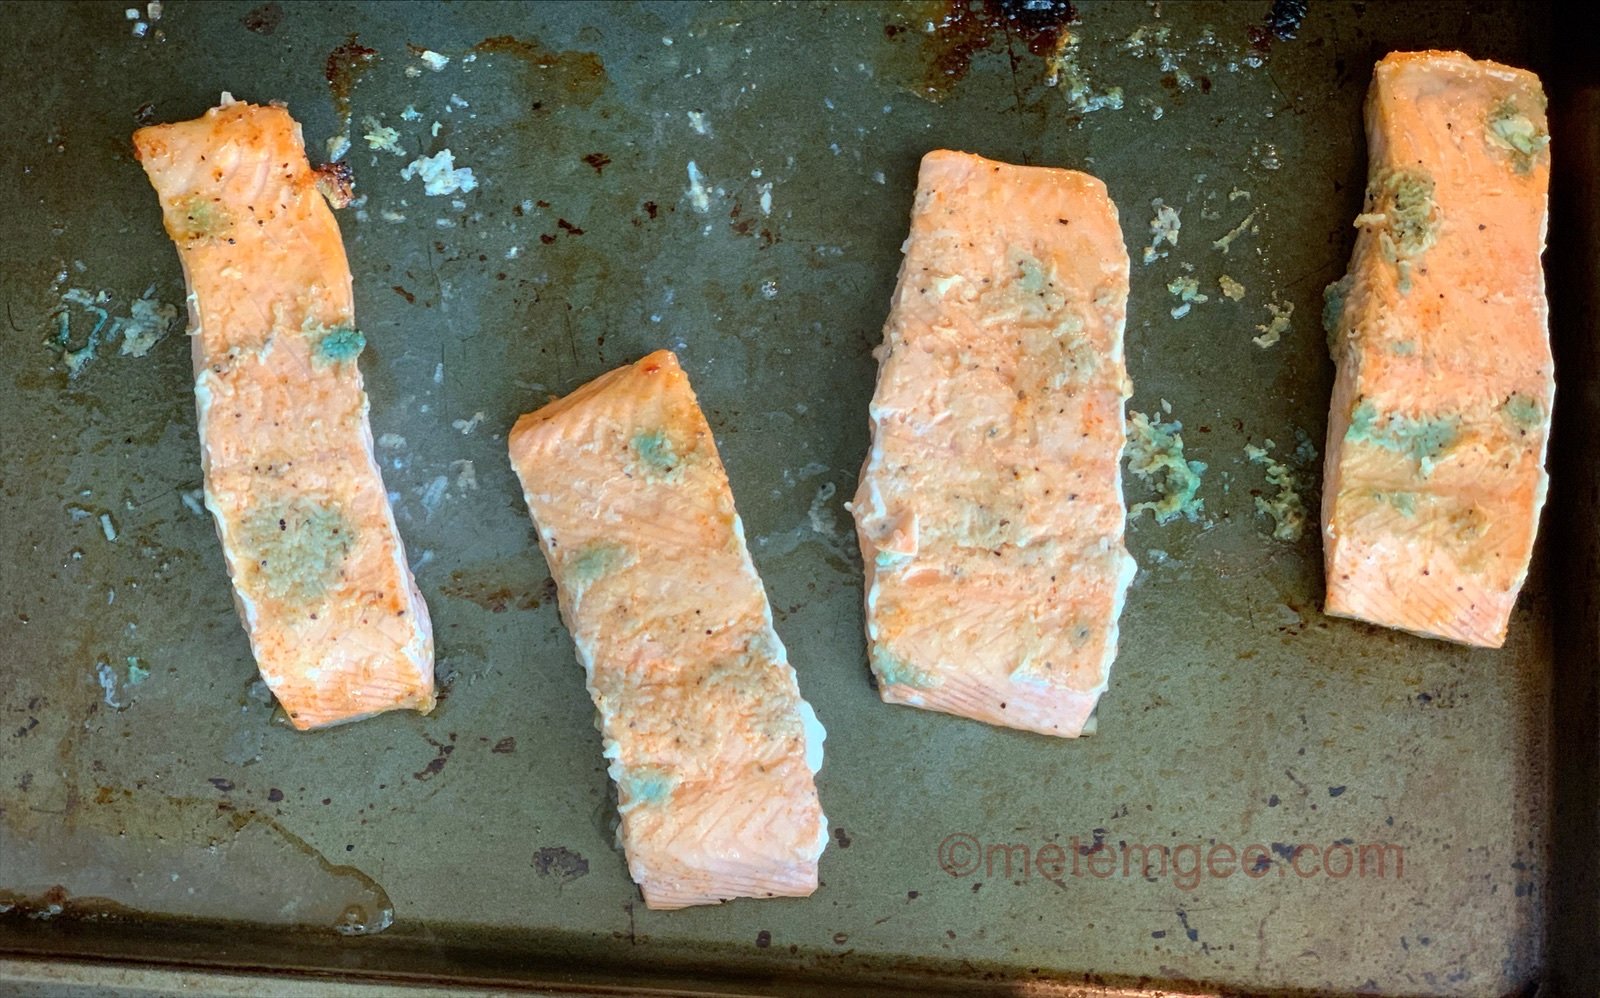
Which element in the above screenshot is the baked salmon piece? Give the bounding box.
[850,150,1137,738]
[1321,52,1552,648]
[134,95,434,728]
[508,351,827,909]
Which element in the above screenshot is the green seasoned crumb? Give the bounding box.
[1166,276,1207,319]
[1212,210,1258,254]
[1322,274,1354,355]
[1244,442,1306,542]
[566,542,631,592]
[314,327,366,364]
[173,196,233,241]
[1499,392,1543,432]
[630,429,682,480]
[1344,399,1460,476]
[1487,97,1549,174]
[1356,170,1439,293]
[872,645,940,690]
[241,496,356,602]
[1372,489,1417,516]
[1125,410,1206,524]
[616,766,677,812]
[1218,274,1246,301]
[1253,300,1293,349]
[1142,198,1181,265]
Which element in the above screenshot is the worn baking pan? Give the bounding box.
[2,1,1595,994]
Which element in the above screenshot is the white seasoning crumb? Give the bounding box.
[872,171,886,185]
[132,21,148,36]
[363,123,404,156]
[448,93,469,108]
[435,218,457,229]
[180,489,205,517]
[326,134,351,161]
[431,121,442,137]
[758,182,773,216]
[1143,198,1181,264]
[1253,300,1293,348]
[401,149,478,196]
[686,161,711,213]
[401,105,422,122]
[452,411,486,435]
[380,209,407,222]
[125,7,139,17]
[100,513,118,542]
[147,0,161,19]
[462,53,476,63]
[405,66,422,78]
[760,280,778,300]
[505,245,521,259]
[420,50,450,71]
[451,459,478,490]
[1213,210,1259,254]
[1218,274,1246,300]
[378,433,408,449]
[687,110,710,135]
[662,36,673,45]
[419,476,449,516]
[434,362,445,385]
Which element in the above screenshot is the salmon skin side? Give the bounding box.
[850,150,1137,738]
[508,351,827,909]
[133,95,434,728]
[1321,52,1553,648]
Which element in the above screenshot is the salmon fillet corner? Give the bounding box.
[508,351,827,909]
[1322,52,1552,648]
[134,94,435,728]
[851,150,1137,738]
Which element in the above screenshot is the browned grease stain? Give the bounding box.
[883,0,1077,101]
[325,34,378,128]
[472,36,608,109]
[437,561,546,613]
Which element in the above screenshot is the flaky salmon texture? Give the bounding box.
[134,95,435,728]
[851,150,1137,738]
[508,351,827,909]
[1322,52,1553,648]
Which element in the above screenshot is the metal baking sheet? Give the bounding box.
[1,1,1593,993]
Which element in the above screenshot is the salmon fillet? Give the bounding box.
[1321,52,1552,648]
[134,95,434,728]
[851,150,1137,738]
[507,351,827,909]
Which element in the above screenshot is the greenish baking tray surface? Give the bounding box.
[1,2,1585,994]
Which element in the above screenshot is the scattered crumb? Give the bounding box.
[1213,210,1258,253]
[400,149,477,196]
[181,489,206,517]
[1167,276,1207,318]
[1125,411,1206,524]
[1253,300,1293,348]
[452,411,486,435]
[378,433,408,449]
[758,182,773,216]
[1143,199,1181,264]
[401,105,422,122]
[419,49,450,71]
[1218,274,1246,301]
[362,118,404,156]
[380,209,407,223]
[1244,441,1306,541]
[686,161,711,213]
[451,459,478,490]
[687,110,711,135]
[100,512,118,542]
[1228,187,1251,201]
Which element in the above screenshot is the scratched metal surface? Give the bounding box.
[0,1,1568,994]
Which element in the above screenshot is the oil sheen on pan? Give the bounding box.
[1321,52,1553,648]
[133,94,435,728]
[851,150,1136,738]
[508,350,827,909]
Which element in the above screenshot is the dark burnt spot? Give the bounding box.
[208,777,235,792]
[492,736,517,754]
[833,826,853,848]
[906,0,1078,101]
[582,152,612,174]
[324,35,378,126]
[267,787,284,802]
[392,285,416,304]
[539,233,557,245]
[243,2,284,35]
[557,218,585,236]
[532,845,590,882]
[133,102,156,125]
[438,566,543,612]
[755,929,772,948]
[413,744,454,781]
[643,200,659,219]
[473,36,608,108]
